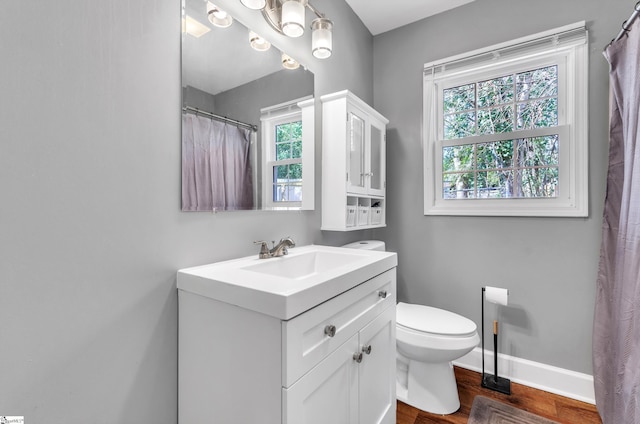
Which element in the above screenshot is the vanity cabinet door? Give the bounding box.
[358,305,396,424]
[283,334,359,424]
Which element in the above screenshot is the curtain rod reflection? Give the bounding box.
[182,106,258,132]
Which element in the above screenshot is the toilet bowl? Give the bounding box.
[396,302,479,414]
[341,240,480,415]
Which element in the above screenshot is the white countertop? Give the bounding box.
[177,244,397,320]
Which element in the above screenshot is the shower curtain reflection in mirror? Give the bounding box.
[182,112,254,211]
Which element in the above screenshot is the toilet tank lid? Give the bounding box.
[396,302,477,336]
[341,240,385,251]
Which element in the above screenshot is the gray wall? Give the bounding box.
[0,0,371,422]
[2,0,624,421]
[372,0,623,374]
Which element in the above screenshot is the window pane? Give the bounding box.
[516,136,559,167]
[477,140,513,169]
[272,164,303,202]
[443,144,474,172]
[477,75,513,107]
[276,142,291,160]
[291,140,302,159]
[477,170,513,198]
[275,121,303,160]
[516,167,558,198]
[516,65,558,100]
[443,84,475,114]
[444,112,475,139]
[289,163,302,179]
[478,105,514,135]
[443,172,475,199]
[517,98,558,130]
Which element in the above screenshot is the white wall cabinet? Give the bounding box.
[321,90,389,231]
[179,268,397,424]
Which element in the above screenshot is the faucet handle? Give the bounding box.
[254,240,270,259]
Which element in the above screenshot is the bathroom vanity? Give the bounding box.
[177,245,397,424]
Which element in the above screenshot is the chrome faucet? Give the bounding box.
[254,237,296,259]
[270,236,295,257]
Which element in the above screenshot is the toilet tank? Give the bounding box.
[341,240,386,251]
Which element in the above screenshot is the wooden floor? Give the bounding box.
[396,367,602,424]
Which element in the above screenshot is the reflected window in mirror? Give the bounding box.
[260,97,314,210]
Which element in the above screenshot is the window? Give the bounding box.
[261,97,314,209]
[423,22,588,217]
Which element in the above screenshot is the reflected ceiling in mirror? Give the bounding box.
[181,0,314,212]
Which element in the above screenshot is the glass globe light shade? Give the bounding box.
[240,0,266,10]
[311,18,332,59]
[249,31,271,51]
[281,0,305,38]
[281,53,300,70]
[207,3,233,28]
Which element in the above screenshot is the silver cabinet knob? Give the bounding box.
[324,325,337,337]
[362,344,372,355]
[378,290,388,299]
[353,352,363,363]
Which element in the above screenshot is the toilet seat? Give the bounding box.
[397,302,477,337]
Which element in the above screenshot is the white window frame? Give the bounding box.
[260,97,314,210]
[423,22,588,217]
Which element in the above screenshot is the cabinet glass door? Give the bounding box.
[348,110,366,194]
[369,122,385,196]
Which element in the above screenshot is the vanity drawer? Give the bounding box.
[282,268,396,387]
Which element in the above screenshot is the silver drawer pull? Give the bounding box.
[324,325,337,338]
[353,352,363,363]
[378,290,388,299]
[362,344,372,355]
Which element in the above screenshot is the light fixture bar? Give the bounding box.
[305,2,324,19]
[245,0,333,60]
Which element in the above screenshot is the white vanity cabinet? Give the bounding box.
[321,90,389,231]
[283,291,396,424]
[178,264,397,424]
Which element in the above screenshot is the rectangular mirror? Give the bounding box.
[181,0,315,211]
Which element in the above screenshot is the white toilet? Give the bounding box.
[342,240,480,415]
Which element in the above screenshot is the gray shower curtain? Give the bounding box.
[594,19,640,424]
[182,113,254,211]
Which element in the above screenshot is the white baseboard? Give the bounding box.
[453,347,596,405]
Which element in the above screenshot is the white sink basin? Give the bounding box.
[242,250,367,280]
[177,245,397,320]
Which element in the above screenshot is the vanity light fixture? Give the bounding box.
[240,0,267,10]
[311,18,332,59]
[281,53,300,70]
[249,31,271,51]
[241,0,333,59]
[207,2,233,28]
